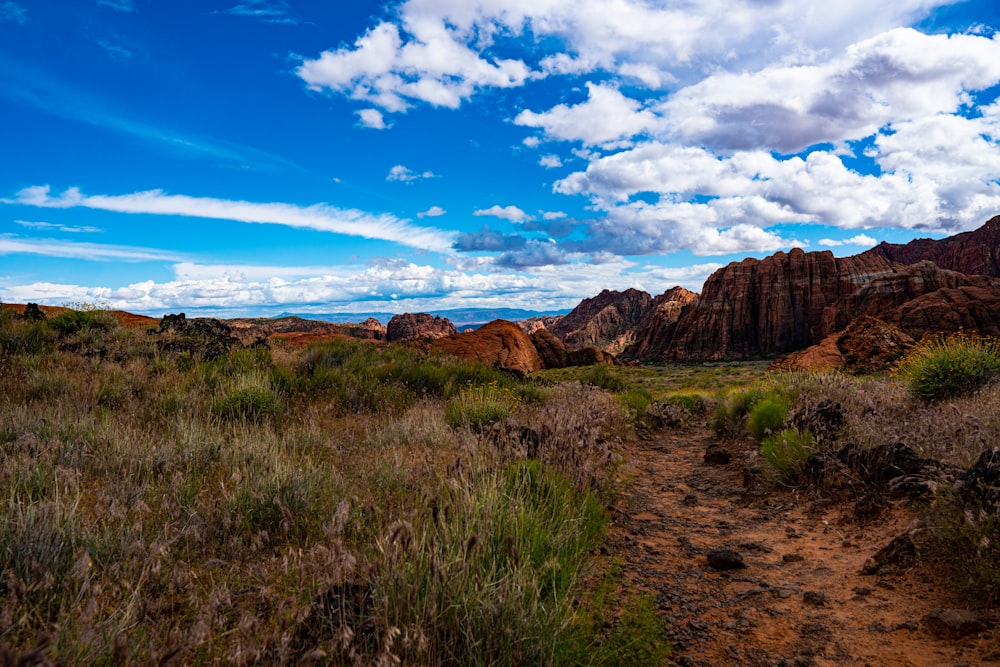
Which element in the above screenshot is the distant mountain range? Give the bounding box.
[274,307,571,327]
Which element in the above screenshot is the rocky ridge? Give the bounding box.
[385,313,457,342]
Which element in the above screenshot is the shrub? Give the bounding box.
[895,331,1000,401]
[662,391,707,414]
[47,308,118,336]
[213,373,282,422]
[0,320,55,355]
[581,364,627,392]
[445,382,521,430]
[619,388,653,416]
[924,494,1000,607]
[760,428,814,482]
[747,395,790,441]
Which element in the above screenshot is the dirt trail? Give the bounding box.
[609,422,999,666]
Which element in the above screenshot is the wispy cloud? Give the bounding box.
[386,165,436,183]
[819,234,878,247]
[9,186,457,253]
[0,235,180,262]
[96,0,134,12]
[0,59,297,171]
[0,1,27,24]
[15,220,102,234]
[97,40,133,61]
[220,0,299,25]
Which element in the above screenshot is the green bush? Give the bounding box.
[445,382,521,430]
[47,309,118,336]
[581,364,627,392]
[760,428,813,482]
[0,320,55,355]
[663,391,706,414]
[747,395,789,441]
[213,373,282,422]
[895,332,1000,401]
[711,386,768,436]
[620,388,653,416]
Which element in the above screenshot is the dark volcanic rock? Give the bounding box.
[707,548,747,570]
[156,313,243,360]
[385,313,457,342]
[923,609,986,640]
[548,288,652,354]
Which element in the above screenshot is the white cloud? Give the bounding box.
[221,0,299,25]
[387,164,436,182]
[0,235,180,262]
[819,234,878,247]
[297,19,531,113]
[10,185,457,253]
[357,108,389,129]
[96,0,132,13]
[473,204,531,223]
[542,211,567,220]
[0,1,27,23]
[522,136,541,148]
[15,220,102,233]
[515,82,662,147]
[539,155,563,168]
[417,205,446,218]
[661,28,1000,153]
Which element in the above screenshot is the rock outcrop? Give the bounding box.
[771,316,914,374]
[548,288,652,354]
[229,315,387,341]
[430,320,544,373]
[888,286,1000,341]
[866,215,1000,277]
[628,287,699,358]
[385,313,457,342]
[517,315,563,335]
[653,249,997,360]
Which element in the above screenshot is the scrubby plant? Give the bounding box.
[445,381,521,430]
[212,372,282,422]
[747,394,790,441]
[924,494,1000,607]
[760,427,814,483]
[619,388,653,416]
[581,363,627,392]
[662,390,707,414]
[895,331,1000,401]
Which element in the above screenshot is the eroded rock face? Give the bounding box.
[889,286,1000,341]
[548,288,653,354]
[772,316,914,374]
[629,287,699,358]
[385,313,457,342]
[517,315,563,335]
[430,320,544,372]
[529,328,568,369]
[866,214,1000,277]
[656,249,996,360]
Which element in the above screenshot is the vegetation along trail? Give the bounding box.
[609,418,998,666]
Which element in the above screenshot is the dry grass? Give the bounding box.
[0,308,667,664]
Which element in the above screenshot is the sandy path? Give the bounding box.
[608,422,999,666]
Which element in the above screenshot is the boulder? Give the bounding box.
[430,320,544,373]
[385,313,457,342]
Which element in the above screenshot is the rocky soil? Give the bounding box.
[608,422,998,666]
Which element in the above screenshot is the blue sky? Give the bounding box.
[2,0,1000,317]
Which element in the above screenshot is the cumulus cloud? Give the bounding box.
[0,1,27,23]
[819,234,878,247]
[454,226,528,252]
[515,82,662,147]
[387,164,436,182]
[296,19,531,113]
[661,28,1000,153]
[473,204,531,223]
[417,205,446,218]
[356,108,389,129]
[495,240,567,268]
[10,185,456,253]
[539,155,563,168]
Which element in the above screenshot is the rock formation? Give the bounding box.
[865,215,1000,277]
[430,320,544,373]
[517,315,563,335]
[653,249,997,361]
[771,316,914,374]
[548,288,652,354]
[385,313,457,342]
[888,286,1000,341]
[628,287,699,358]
